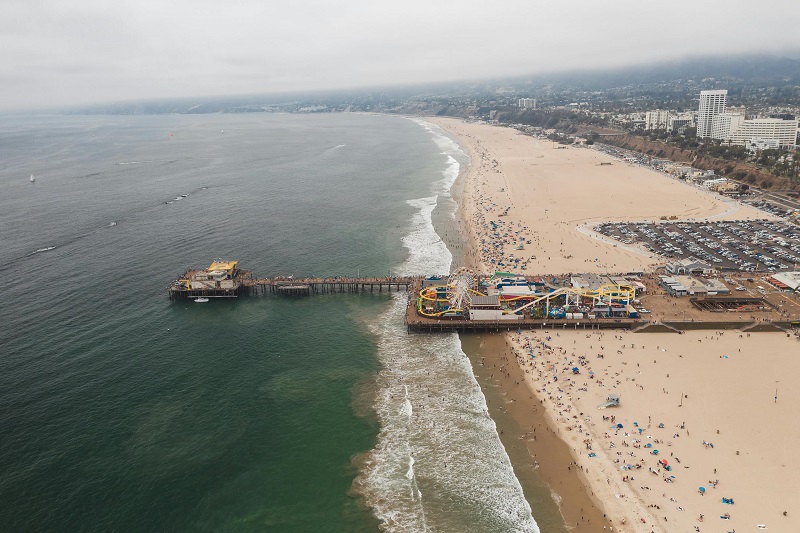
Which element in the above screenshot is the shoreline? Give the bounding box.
[351,116,542,532]
[460,333,611,532]
[429,117,610,531]
[430,116,800,532]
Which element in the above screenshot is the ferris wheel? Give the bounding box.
[447,267,478,310]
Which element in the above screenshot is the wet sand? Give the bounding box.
[461,333,612,532]
[431,117,613,531]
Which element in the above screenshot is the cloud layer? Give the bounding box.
[2,0,798,110]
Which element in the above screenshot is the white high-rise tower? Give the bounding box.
[697,90,727,138]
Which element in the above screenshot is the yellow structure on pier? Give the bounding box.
[176,260,241,291]
[208,260,238,275]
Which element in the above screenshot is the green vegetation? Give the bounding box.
[627,128,799,182]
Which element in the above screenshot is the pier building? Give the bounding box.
[168,260,250,299]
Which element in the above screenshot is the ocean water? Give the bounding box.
[0,113,536,531]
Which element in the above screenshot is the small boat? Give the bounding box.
[194,297,209,303]
[30,174,35,183]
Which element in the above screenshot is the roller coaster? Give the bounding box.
[416,268,638,319]
[500,284,637,316]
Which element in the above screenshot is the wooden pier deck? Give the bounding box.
[242,276,416,295]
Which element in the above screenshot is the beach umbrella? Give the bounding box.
[698,486,706,493]
[660,459,668,465]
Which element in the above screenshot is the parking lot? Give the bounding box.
[595,219,800,273]
[744,199,800,221]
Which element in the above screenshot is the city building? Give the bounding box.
[727,106,746,117]
[665,257,713,275]
[729,117,798,147]
[669,114,695,134]
[518,98,537,109]
[698,89,797,148]
[697,90,728,138]
[711,112,745,141]
[645,109,673,130]
[746,138,780,151]
[767,271,800,292]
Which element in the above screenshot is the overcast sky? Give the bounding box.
[2,0,798,111]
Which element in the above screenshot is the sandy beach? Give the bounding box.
[432,117,771,276]
[507,328,799,532]
[432,117,800,532]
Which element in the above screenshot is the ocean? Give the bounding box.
[0,113,537,531]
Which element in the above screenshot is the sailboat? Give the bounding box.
[30,173,35,183]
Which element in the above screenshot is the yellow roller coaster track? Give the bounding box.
[502,284,636,315]
[416,281,635,318]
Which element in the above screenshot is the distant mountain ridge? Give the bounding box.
[57,51,800,115]
[533,53,800,88]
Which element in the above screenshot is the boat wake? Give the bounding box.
[31,246,56,255]
[322,144,347,155]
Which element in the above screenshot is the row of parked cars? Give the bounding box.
[595,219,800,272]
[746,200,799,221]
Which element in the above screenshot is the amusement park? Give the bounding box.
[416,268,640,321]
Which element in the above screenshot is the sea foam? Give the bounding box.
[355,120,538,532]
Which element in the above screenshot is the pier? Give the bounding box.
[242,276,416,296]
[167,259,416,300]
[168,261,800,335]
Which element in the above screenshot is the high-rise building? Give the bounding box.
[697,90,727,138]
[518,98,537,109]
